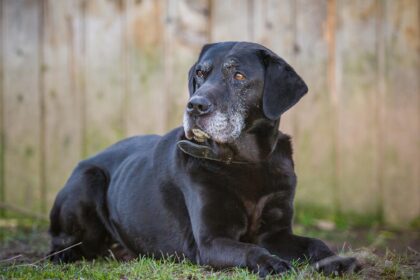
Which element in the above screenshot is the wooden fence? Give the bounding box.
[0,0,418,226]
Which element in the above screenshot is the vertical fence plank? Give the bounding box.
[126,0,167,136]
[253,0,297,134]
[42,0,84,209]
[375,0,386,225]
[211,0,253,41]
[0,0,418,227]
[0,0,5,215]
[291,0,337,210]
[83,0,126,154]
[382,0,420,225]
[336,0,380,216]
[253,0,295,61]
[164,0,210,130]
[163,0,177,130]
[3,0,42,213]
[39,0,47,213]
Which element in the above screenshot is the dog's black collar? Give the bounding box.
[177,140,245,164]
[177,137,278,165]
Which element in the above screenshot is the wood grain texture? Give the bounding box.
[253,0,296,61]
[41,0,84,210]
[254,0,297,135]
[211,0,253,41]
[3,0,42,212]
[83,0,126,154]
[292,0,337,210]
[382,0,419,225]
[125,0,167,136]
[0,0,418,225]
[0,0,5,216]
[163,0,210,130]
[336,0,380,215]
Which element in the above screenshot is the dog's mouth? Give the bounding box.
[183,109,245,145]
[186,128,211,143]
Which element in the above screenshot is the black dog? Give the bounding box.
[49,42,358,277]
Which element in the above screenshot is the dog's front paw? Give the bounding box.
[247,253,291,278]
[314,255,360,276]
[49,248,80,263]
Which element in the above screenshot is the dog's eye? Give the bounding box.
[196,70,204,78]
[234,72,246,81]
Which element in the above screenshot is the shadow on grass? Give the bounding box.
[0,216,419,279]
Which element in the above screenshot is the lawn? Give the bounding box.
[0,215,419,279]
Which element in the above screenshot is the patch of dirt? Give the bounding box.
[294,223,420,256]
[0,220,419,279]
[331,228,419,255]
[0,223,49,264]
[350,249,420,279]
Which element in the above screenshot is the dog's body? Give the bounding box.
[50,42,358,276]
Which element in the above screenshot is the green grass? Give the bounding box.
[294,203,384,230]
[1,215,419,279]
[1,251,419,280]
[2,258,255,280]
[0,258,344,280]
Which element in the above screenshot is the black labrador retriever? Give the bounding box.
[49,42,359,277]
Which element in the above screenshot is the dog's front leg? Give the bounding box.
[186,188,290,277]
[259,230,360,275]
[198,237,290,277]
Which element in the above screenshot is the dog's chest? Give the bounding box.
[239,191,286,242]
[230,166,293,243]
[197,157,295,241]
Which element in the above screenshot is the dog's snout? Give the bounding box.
[186,96,212,116]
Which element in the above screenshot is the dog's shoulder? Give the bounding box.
[276,131,293,158]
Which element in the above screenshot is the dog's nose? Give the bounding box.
[186,96,212,116]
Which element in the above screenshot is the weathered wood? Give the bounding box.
[39,0,47,214]
[125,0,167,136]
[291,0,337,210]
[211,0,253,41]
[163,0,177,130]
[382,0,420,225]
[254,0,296,63]
[0,0,5,216]
[3,0,42,213]
[41,0,84,209]
[253,0,297,135]
[336,0,380,215]
[163,0,210,130]
[0,0,418,226]
[83,0,126,154]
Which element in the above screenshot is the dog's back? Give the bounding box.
[81,134,161,172]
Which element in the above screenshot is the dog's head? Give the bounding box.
[181,42,308,163]
[178,42,308,162]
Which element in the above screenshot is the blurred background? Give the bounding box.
[0,0,418,231]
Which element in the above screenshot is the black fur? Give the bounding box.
[261,49,308,120]
[49,42,359,277]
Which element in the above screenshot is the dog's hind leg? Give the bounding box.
[48,165,115,262]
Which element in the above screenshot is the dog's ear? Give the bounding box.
[261,50,308,120]
[188,63,196,96]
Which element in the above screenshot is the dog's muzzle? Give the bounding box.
[184,96,213,142]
